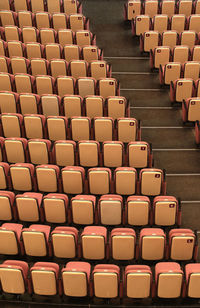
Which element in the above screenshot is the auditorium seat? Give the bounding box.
[68,14,88,32]
[30,0,45,13]
[170,78,195,103]
[58,29,74,46]
[75,30,96,47]
[140,31,160,53]
[0,191,15,221]
[0,260,28,294]
[185,263,200,298]
[150,46,171,70]
[0,91,19,114]
[191,45,200,61]
[103,141,123,167]
[139,228,166,260]
[132,15,151,36]
[71,194,96,225]
[24,114,45,139]
[22,27,38,44]
[10,163,35,191]
[125,265,152,298]
[69,59,88,78]
[63,0,82,15]
[182,97,200,122]
[84,95,104,118]
[22,224,51,257]
[62,261,91,297]
[127,141,152,168]
[15,192,43,222]
[11,57,29,74]
[115,167,137,195]
[28,139,51,164]
[153,196,181,226]
[52,13,68,30]
[98,194,123,225]
[139,168,166,196]
[81,226,107,260]
[144,0,159,18]
[51,226,78,258]
[0,11,17,27]
[161,0,176,17]
[92,264,120,298]
[159,62,182,85]
[162,30,179,48]
[18,11,33,28]
[30,262,59,295]
[26,42,44,59]
[180,30,198,48]
[62,166,85,194]
[1,113,23,138]
[173,45,190,63]
[43,193,68,224]
[35,12,51,30]
[4,137,27,163]
[126,195,150,226]
[111,228,136,260]
[117,117,140,143]
[53,140,76,166]
[78,140,100,167]
[50,59,68,78]
[94,117,113,142]
[19,93,40,114]
[40,28,57,45]
[0,0,11,11]
[177,0,193,16]
[152,15,169,33]
[124,0,142,21]
[170,14,186,33]
[0,223,23,255]
[155,262,183,298]
[183,61,200,79]
[13,0,29,11]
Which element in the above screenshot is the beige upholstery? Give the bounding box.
[10,166,32,191]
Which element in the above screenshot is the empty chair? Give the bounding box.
[45,43,63,61]
[43,193,68,224]
[56,76,75,96]
[15,73,35,93]
[132,15,151,36]
[98,195,123,225]
[26,42,44,59]
[188,15,200,33]
[35,75,55,95]
[125,265,152,298]
[41,94,60,116]
[81,226,107,260]
[98,78,119,99]
[195,0,200,13]
[150,46,171,69]
[170,78,194,102]
[40,28,56,45]
[77,77,96,97]
[35,12,51,30]
[68,14,87,31]
[139,228,166,260]
[30,0,45,13]
[63,95,82,117]
[92,264,120,298]
[63,44,80,62]
[13,0,29,11]
[36,164,59,193]
[3,26,21,41]
[1,113,23,138]
[30,262,59,296]
[94,117,113,142]
[0,56,9,73]
[63,0,80,14]
[47,0,61,13]
[185,263,200,298]
[71,195,96,225]
[115,167,137,195]
[128,141,151,168]
[117,117,139,143]
[0,0,10,10]
[50,59,68,78]
[15,192,42,222]
[62,262,91,297]
[85,95,104,118]
[0,260,28,295]
[71,116,90,141]
[144,0,159,18]
[22,224,51,257]
[191,45,200,61]
[183,97,200,122]
[139,168,165,196]
[10,163,34,191]
[103,141,123,167]
[0,11,16,27]
[10,57,29,75]
[0,191,15,221]
[61,166,85,194]
[7,41,25,58]
[30,58,48,76]
[159,62,181,85]
[125,0,142,20]
[126,195,150,226]
[18,11,33,28]
[28,139,51,165]
[183,61,200,80]
[51,226,78,258]
[47,116,68,141]
[173,45,190,64]
[140,31,160,53]
[0,162,9,190]
[57,29,74,47]
[52,13,68,30]
[19,93,40,114]
[82,46,102,63]
[180,31,198,48]
[177,0,193,16]
[0,40,7,57]
[69,60,88,78]
[153,15,169,34]
[111,228,136,260]
[0,91,18,114]
[160,0,175,17]
[169,228,196,260]
[24,114,45,139]
[88,167,111,195]
[107,96,128,119]
[155,262,183,298]
[78,140,100,167]
[90,60,111,79]
[4,137,27,163]
[0,73,13,92]
[162,30,179,48]
[22,27,39,44]
[0,223,23,255]
[153,196,180,226]
[170,15,186,33]
[75,30,95,47]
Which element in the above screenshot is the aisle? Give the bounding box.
[83,0,200,229]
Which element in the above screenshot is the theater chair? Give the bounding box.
[139,168,166,196]
[170,78,195,103]
[43,193,68,224]
[0,223,24,255]
[0,191,16,221]
[185,263,200,298]
[153,196,181,226]
[71,195,96,225]
[125,195,150,226]
[98,195,123,226]
[15,192,43,223]
[182,97,200,123]
[110,228,136,260]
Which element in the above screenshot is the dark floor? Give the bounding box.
[1,0,200,307]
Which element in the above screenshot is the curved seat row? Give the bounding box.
[0,224,195,260]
